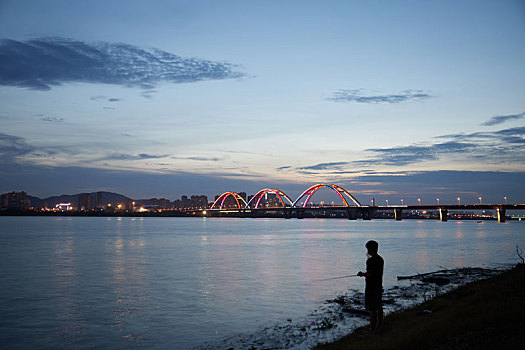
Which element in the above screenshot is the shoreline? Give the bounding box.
[315,264,525,350]
[194,266,511,349]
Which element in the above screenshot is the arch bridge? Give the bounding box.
[210,183,361,210]
[206,184,524,222]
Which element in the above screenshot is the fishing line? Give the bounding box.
[311,274,359,282]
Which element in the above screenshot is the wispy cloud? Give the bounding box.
[480,111,525,126]
[290,125,525,175]
[297,161,349,172]
[101,153,169,161]
[41,116,64,123]
[172,155,223,162]
[0,37,245,90]
[358,126,525,166]
[275,165,292,171]
[0,133,35,162]
[328,89,431,104]
[357,141,475,166]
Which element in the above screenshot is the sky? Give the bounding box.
[1,0,524,205]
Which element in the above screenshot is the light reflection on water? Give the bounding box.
[0,217,523,349]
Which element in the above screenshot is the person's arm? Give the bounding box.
[357,270,375,277]
[358,260,376,277]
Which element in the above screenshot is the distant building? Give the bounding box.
[96,191,103,209]
[1,191,31,210]
[78,193,95,211]
[172,194,209,209]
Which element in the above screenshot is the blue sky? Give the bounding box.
[1,0,524,204]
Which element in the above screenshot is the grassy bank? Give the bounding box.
[316,264,525,350]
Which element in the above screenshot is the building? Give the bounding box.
[96,191,103,209]
[78,193,95,211]
[172,195,209,209]
[1,191,31,210]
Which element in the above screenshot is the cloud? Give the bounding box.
[481,112,525,126]
[358,141,475,166]
[0,133,35,162]
[297,161,349,171]
[101,153,169,161]
[328,89,431,104]
[172,156,223,162]
[275,165,292,171]
[292,125,525,175]
[0,37,245,90]
[354,126,525,167]
[108,98,121,102]
[41,116,64,123]
[438,126,525,144]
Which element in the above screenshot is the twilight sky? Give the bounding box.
[1,0,524,204]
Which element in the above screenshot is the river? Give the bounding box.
[0,217,523,349]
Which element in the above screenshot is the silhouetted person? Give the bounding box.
[357,240,384,332]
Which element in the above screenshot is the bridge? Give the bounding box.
[205,183,525,222]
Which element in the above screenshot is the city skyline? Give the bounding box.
[1,1,525,204]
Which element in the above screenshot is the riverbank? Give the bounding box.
[316,263,525,350]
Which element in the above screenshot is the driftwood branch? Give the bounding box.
[397,267,501,280]
[517,245,525,265]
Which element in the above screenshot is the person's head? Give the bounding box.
[365,240,379,255]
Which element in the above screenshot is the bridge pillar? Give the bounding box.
[497,208,506,223]
[394,208,402,221]
[347,207,357,220]
[439,209,448,222]
[361,208,373,220]
[284,208,291,219]
[297,209,304,219]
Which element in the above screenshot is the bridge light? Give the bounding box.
[478,196,482,204]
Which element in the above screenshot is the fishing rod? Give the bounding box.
[311,274,359,282]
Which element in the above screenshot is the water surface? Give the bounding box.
[1,217,523,349]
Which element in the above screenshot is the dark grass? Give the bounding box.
[316,264,525,350]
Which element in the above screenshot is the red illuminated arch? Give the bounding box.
[292,183,361,207]
[210,192,248,210]
[245,188,293,209]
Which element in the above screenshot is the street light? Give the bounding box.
[386,199,389,206]
[401,199,404,205]
[457,197,461,205]
[478,196,482,204]
[436,198,440,205]
[504,196,508,205]
[418,198,421,205]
